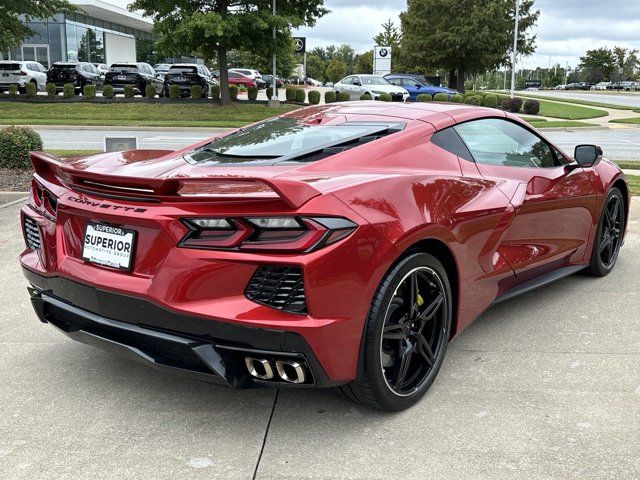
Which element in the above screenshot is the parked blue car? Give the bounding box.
[384,74,457,101]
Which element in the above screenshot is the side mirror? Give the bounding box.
[415,83,421,88]
[574,144,603,167]
[353,80,361,86]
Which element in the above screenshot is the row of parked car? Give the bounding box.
[333,73,455,102]
[554,81,640,91]
[0,60,285,97]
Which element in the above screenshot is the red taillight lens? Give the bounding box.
[179,216,357,252]
[31,179,58,218]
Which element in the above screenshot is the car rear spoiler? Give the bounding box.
[30,151,322,209]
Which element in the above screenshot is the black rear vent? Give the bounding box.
[24,216,41,250]
[245,266,307,314]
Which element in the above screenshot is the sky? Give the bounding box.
[292,0,640,69]
[112,0,640,69]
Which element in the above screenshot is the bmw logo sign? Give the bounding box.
[379,48,389,57]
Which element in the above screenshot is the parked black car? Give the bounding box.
[47,62,104,93]
[162,64,216,98]
[261,74,284,89]
[104,63,163,96]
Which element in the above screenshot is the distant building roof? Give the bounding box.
[70,0,153,33]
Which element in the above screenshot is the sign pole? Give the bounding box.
[271,0,277,101]
[510,0,520,98]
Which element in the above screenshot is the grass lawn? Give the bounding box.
[535,99,607,120]
[527,120,599,129]
[0,102,298,128]
[610,117,640,125]
[517,93,636,111]
[614,160,640,170]
[47,149,101,158]
[626,175,640,196]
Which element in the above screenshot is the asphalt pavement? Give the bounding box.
[35,125,640,161]
[522,90,640,109]
[1,197,639,479]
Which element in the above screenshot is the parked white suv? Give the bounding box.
[229,68,262,80]
[0,61,48,93]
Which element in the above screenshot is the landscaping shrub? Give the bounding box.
[360,93,372,100]
[295,88,305,103]
[506,97,523,113]
[433,93,449,102]
[450,94,464,103]
[247,86,258,101]
[229,85,239,101]
[8,84,18,98]
[102,84,114,99]
[190,85,203,99]
[168,85,180,99]
[63,83,74,99]
[210,85,220,100]
[308,90,321,104]
[483,94,498,108]
[379,93,392,102]
[324,91,336,103]
[500,98,511,111]
[46,83,57,97]
[416,94,432,102]
[463,95,482,106]
[285,87,297,102]
[124,85,135,99]
[338,92,351,101]
[25,82,37,98]
[523,99,541,115]
[145,84,156,98]
[0,126,43,169]
[83,85,96,100]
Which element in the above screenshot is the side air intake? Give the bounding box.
[245,266,307,314]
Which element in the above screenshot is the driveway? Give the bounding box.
[1,198,638,480]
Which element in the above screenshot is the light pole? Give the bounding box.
[269,0,279,106]
[510,0,520,98]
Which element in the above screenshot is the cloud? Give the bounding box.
[294,0,640,68]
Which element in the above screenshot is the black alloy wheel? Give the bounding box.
[589,187,625,276]
[380,266,448,396]
[339,252,452,411]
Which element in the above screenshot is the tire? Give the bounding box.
[587,187,625,276]
[339,252,452,411]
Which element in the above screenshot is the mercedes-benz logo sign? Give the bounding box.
[295,39,304,52]
[379,48,389,57]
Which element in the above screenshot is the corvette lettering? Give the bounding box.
[67,196,147,213]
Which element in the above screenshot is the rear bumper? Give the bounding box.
[24,268,338,388]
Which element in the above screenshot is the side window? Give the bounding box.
[454,118,558,168]
[431,127,474,162]
[386,77,400,86]
[341,76,352,85]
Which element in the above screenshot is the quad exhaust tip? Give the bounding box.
[244,357,306,384]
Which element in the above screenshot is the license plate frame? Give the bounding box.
[81,222,136,271]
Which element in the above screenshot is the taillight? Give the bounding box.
[31,179,58,218]
[179,216,356,252]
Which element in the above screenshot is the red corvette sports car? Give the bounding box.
[20,102,628,411]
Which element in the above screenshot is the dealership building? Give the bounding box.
[3,0,155,68]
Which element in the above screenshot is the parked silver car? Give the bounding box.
[0,60,48,93]
[334,74,409,101]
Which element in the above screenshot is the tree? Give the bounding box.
[373,19,401,49]
[0,0,73,54]
[579,47,616,83]
[306,54,326,82]
[326,59,347,83]
[130,0,327,105]
[400,0,539,92]
[613,46,639,81]
[354,50,373,75]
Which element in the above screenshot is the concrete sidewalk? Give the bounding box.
[0,199,638,480]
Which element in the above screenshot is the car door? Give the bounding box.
[337,76,352,96]
[351,76,364,99]
[454,118,598,280]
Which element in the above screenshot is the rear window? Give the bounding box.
[109,65,138,73]
[52,64,77,71]
[185,118,403,166]
[168,66,198,74]
[0,63,22,71]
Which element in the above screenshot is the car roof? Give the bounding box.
[170,63,200,67]
[281,101,508,130]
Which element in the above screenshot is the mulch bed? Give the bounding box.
[0,168,32,192]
